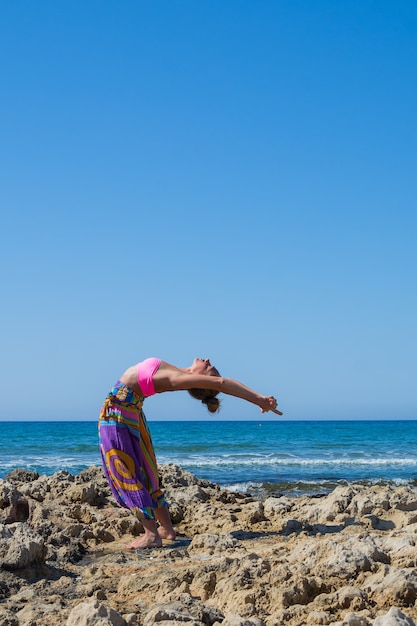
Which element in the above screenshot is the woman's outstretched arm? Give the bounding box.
[218,377,282,415]
[155,368,283,415]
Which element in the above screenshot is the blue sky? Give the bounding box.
[1,1,416,421]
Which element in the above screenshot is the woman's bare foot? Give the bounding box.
[157,526,177,541]
[124,508,176,549]
[126,518,162,550]
[126,533,162,550]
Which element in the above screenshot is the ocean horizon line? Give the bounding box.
[0,418,416,423]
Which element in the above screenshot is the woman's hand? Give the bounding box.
[260,396,283,416]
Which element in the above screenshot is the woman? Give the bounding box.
[99,357,282,549]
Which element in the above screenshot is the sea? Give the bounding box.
[1,420,416,497]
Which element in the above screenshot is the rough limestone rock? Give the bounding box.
[290,534,388,579]
[332,612,370,625]
[263,495,293,517]
[364,566,417,607]
[16,602,64,624]
[0,465,417,626]
[373,607,416,626]
[66,600,126,625]
[143,598,224,626]
[328,612,369,626]
[0,607,18,625]
[188,532,242,554]
[0,523,46,569]
[219,615,267,626]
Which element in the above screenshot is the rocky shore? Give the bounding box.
[1,464,417,626]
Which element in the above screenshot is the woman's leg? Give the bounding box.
[155,506,176,540]
[126,506,176,548]
[139,411,176,540]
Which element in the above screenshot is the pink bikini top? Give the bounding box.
[137,357,162,397]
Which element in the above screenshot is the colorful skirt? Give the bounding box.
[98,381,166,520]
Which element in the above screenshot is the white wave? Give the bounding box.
[159,455,417,468]
[0,455,100,470]
[223,476,412,494]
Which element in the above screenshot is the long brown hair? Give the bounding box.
[188,388,221,413]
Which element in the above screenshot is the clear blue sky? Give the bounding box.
[1,1,416,421]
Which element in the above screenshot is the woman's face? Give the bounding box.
[191,358,219,377]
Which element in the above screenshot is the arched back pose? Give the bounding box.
[99,357,283,549]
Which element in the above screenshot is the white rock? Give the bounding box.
[1,523,45,569]
[373,607,416,626]
[306,609,331,624]
[66,601,126,626]
[328,612,369,626]
[221,614,266,626]
[143,606,200,626]
[264,496,293,517]
[188,532,241,554]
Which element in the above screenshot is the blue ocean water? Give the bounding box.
[0,420,416,496]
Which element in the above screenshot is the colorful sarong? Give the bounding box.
[98,381,166,520]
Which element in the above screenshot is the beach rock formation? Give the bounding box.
[1,465,417,625]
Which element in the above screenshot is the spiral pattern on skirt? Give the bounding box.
[99,380,167,520]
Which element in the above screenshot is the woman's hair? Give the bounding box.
[188,388,221,413]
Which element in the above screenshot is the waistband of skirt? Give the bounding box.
[105,381,145,407]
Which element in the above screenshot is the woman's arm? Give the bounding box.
[154,367,283,415]
[218,377,282,415]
